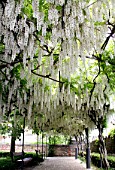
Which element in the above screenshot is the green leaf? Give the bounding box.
[11,65,21,79]
[94,21,106,26]
[82,9,86,16]
[0,43,5,53]
[56,5,62,11]
[20,79,27,87]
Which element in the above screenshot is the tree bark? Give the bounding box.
[10,135,16,153]
[10,135,16,162]
[98,124,109,169]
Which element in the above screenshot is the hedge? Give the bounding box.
[79,152,115,169]
[0,152,44,170]
[24,152,44,165]
[0,157,15,170]
[91,153,115,169]
[0,152,10,157]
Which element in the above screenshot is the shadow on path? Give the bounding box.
[24,157,88,170]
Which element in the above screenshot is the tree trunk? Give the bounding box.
[10,135,16,153]
[10,135,16,162]
[75,135,79,157]
[80,136,83,151]
[98,124,109,169]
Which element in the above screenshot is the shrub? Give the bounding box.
[24,152,44,165]
[91,153,102,168]
[0,157,15,170]
[109,129,115,139]
[79,152,115,169]
[95,139,99,146]
[0,151,44,169]
[108,156,115,168]
[91,153,115,169]
[0,152,10,157]
[48,145,55,156]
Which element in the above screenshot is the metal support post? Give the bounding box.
[75,147,78,159]
[42,132,44,159]
[21,116,25,170]
[85,128,91,169]
[46,135,47,158]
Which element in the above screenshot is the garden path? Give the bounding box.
[25,157,95,170]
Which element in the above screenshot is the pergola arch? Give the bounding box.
[0,0,115,169]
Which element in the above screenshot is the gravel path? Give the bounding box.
[24,157,94,170]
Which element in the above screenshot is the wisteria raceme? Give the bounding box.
[0,0,115,133]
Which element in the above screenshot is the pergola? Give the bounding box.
[0,0,115,169]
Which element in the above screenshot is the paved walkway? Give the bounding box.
[25,157,94,170]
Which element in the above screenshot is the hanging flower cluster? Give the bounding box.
[0,0,115,132]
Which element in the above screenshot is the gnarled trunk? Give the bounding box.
[98,124,109,169]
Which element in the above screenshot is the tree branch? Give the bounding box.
[101,23,115,50]
[33,32,54,55]
[31,70,64,84]
[0,55,38,70]
[88,109,97,126]
[0,69,9,81]
[79,54,100,61]
[84,0,99,9]
[32,64,42,71]
[89,60,101,102]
